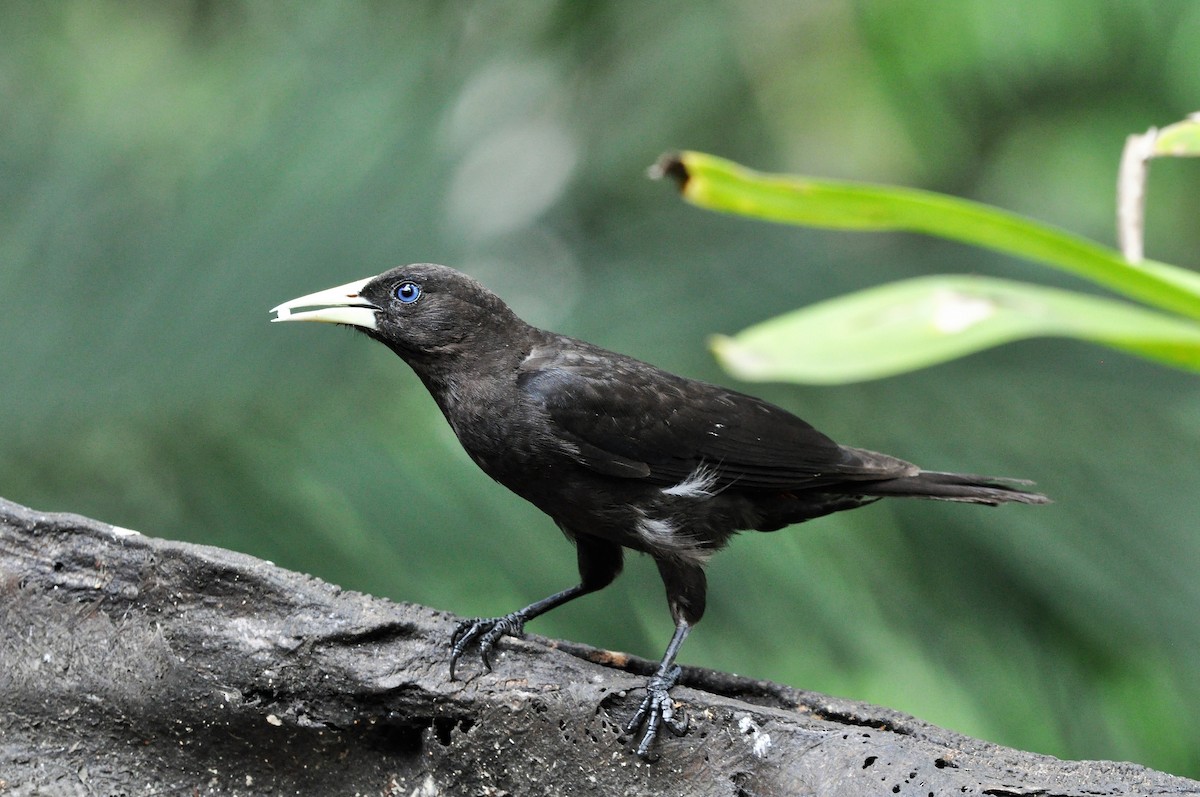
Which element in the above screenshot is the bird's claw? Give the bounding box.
[448,612,527,679]
[626,665,688,760]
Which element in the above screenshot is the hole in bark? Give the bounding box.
[863,756,878,769]
[432,717,456,746]
[365,720,424,755]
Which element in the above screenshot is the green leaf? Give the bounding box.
[654,151,1200,321]
[1152,115,1200,158]
[711,276,1200,384]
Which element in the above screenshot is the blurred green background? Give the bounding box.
[3,0,1199,777]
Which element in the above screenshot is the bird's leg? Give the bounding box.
[450,584,587,678]
[626,557,706,759]
[626,619,691,759]
[449,534,623,679]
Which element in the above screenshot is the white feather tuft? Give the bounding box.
[661,464,720,499]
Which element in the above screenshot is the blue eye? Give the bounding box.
[395,281,422,304]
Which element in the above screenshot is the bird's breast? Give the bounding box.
[438,387,573,484]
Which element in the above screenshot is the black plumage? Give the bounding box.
[272,263,1048,758]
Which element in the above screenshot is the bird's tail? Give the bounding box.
[853,471,1050,506]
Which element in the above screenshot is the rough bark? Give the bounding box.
[0,497,1195,797]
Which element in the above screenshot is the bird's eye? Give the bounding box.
[395,281,422,304]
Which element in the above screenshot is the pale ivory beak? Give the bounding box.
[270,276,379,330]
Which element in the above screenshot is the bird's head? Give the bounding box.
[271,263,523,362]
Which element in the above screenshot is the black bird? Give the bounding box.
[271,263,1047,758]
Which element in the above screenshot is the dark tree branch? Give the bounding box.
[1,497,1195,796]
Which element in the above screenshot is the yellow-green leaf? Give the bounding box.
[1152,115,1200,158]
[654,151,1200,321]
[711,276,1200,384]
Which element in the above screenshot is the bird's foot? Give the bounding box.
[625,664,689,760]
[448,612,528,679]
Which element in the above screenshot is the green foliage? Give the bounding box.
[1152,115,1200,157]
[661,151,1200,382]
[713,275,1200,384]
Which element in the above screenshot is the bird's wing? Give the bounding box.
[518,342,915,490]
